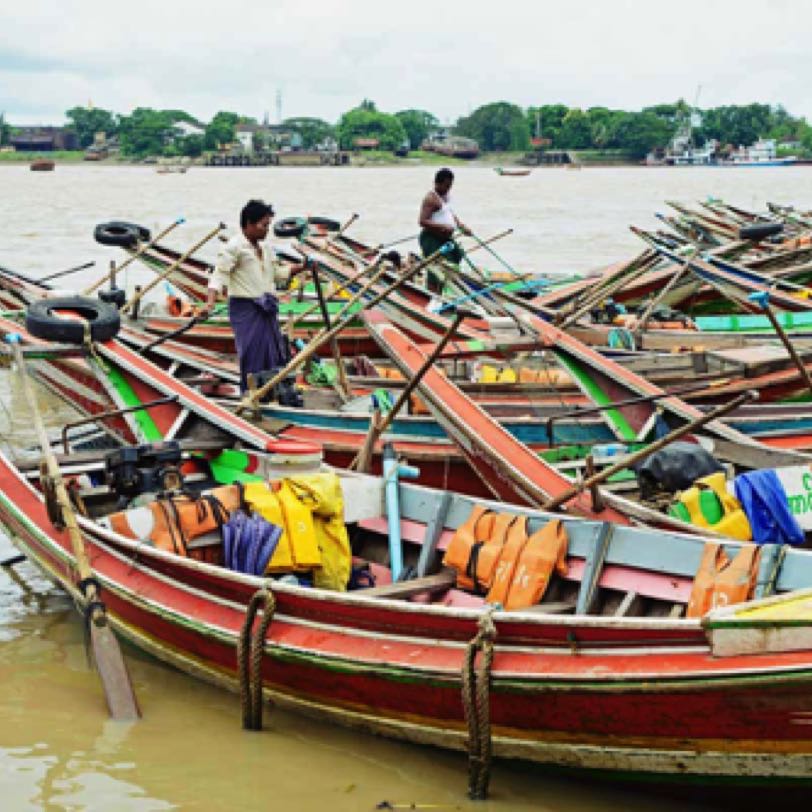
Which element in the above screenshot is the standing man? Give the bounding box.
[418,167,472,292]
[201,199,290,392]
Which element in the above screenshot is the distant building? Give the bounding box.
[174,120,205,138]
[10,126,78,152]
[234,123,303,152]
[352,137,380,150]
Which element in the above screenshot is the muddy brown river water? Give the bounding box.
[0,163,809,810]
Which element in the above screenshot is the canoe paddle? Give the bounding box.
[6,334,140,720]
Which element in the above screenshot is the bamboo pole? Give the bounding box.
[635,245,701,334]
[235,230,513,415]
[749,291,812,398]
[541,390,756,513]
[84,217,185,294]
[8,336,139,720]
[121,223,225,315]
[350,309,467,472]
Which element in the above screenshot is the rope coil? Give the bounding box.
[238,586,276,731]
[461,608,497,800]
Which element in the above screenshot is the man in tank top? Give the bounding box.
[418,167,471,292]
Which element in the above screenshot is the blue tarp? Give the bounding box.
[734,469,804,545]
[222,510,283,575]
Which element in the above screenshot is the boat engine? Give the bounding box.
[105,441,184,504]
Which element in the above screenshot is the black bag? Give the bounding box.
[636,441,723,499]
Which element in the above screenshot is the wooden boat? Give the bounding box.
[29,160,54,172]
[5,368,812,787]
[494,167,531,177]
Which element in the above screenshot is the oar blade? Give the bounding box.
[90,622,141,721]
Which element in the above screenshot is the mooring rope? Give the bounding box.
[238,586,275,731]
[461,608,497,800]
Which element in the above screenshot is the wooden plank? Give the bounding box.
[575,522,614,614]
[362,570,455,599]
[614,591,640,617]
[754,543,788,599]
[416,492,452,577]
[523,601,576,615]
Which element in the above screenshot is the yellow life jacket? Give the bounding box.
[285,473,351,591]
[244,481,322,572]
[670,472,752,541]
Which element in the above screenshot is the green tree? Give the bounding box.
[455,102,529,151]
[204,111,242,150]
[336,103,407,151]
[177,134,205,157]
[65,106,118,148]
[0,113,9,147]
[118,108,177,156]
[283,117,335,149]
[394,109,439,150]
[558,108,593,149]
[609,112,673,158]
[525,104,569,147]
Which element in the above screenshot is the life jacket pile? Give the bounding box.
[686,541,762,618]
[443,506,569,611]
[102,473,352,590]
[102,485,242,562]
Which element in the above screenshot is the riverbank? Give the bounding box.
[0,148,643,168]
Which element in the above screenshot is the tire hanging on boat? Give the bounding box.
[93,222,141,247]
[307,216,341,232]
[26,296,121,344]
[273,217,307,238]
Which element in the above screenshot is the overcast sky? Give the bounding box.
[1,0,810,126]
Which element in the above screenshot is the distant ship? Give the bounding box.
[719,138,797,167]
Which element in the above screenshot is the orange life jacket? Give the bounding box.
[443,505,495,591]
[686,542,761,618]
[503,519,569,611]
[472,512,517,592]
[106,485,241,558]
[166,295,197,318]
[486,515,530,606]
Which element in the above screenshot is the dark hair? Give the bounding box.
[435,168,454,184]
[240,199,274,228]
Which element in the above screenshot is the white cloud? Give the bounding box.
[1,0,810,125]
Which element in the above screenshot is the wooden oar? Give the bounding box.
[84,217,185,294]
[7,335,139,720]
[541,390,756,513]
[122,223,225,315]
[749,290,812,398]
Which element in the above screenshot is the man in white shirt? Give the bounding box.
[201,199,291,392]
[418,168,471,293]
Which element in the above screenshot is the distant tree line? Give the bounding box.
[4,99,807,159]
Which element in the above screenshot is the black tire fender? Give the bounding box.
[307,216,341,232]
[94,222,140,247]
[107,220,151,242]
[739,222,783,241]
[26,296,121,344]
[273,217,307,238]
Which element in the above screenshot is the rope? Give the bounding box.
[461,608,497,800]
[238,586,275,731]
